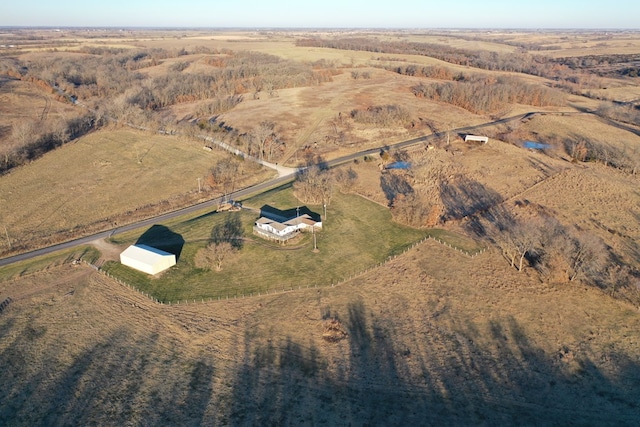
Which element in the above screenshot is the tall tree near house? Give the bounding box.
[293,166,334,205]
[196,214,244,271]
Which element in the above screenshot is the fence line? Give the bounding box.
[84,234,486,306]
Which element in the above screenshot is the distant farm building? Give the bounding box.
[464,135,489,144]
[120,244,176,275]
[254,214,322,243]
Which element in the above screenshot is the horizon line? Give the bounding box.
[1,26,639,31]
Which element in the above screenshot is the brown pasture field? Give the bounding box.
[1,240,640,425]
[0,128,274,255]
[1,29,640,424]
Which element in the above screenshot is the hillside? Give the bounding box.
[1,28,639,426]
[1,240,639,425]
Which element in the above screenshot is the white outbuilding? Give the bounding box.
[464,135,489,144]
[119,244,176,275]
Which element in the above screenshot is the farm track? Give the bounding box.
[39,94,50,121]
[279,113,329,165]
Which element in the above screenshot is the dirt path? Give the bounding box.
[89,238,124,264]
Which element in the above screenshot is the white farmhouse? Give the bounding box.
[120,244,176,275]
[254,214,322,242]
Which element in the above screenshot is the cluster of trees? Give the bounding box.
[350,104,411,127]
[293,164,359,206]
[195,95,243,117]
[387,64,458,80]
[350,70,371,79]
[293,166,334,205]
[424,32,562,52]
[1,113,99,175]
[477,204,639,302]
[1,46,341,167]
[412,75,565,115]
[3,48,333,116]
[563,137,640,175]
[553,53,640,77]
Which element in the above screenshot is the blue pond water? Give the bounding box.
[386,161,411,169]
[523,141,551,150]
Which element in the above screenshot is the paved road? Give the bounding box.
[0,174,296,267]
[0,111,546,268]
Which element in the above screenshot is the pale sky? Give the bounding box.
[1,0,638,29]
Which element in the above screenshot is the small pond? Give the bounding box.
[523,141,551,150]
[386,161,412,170]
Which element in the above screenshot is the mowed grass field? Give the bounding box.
[103,187,465,302]
[0,128,274,254]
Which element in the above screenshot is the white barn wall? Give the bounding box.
[120,244,176,275]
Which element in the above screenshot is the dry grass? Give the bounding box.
[0,128,274,254]
[0,77,80,144]
[1,238,639,425]
[1,29,640,424]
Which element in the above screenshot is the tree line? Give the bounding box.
[0,46,340,172]
[2,47,333,115]
[1,113,100,175]
[411,75,565,115]
[297,37,598,89]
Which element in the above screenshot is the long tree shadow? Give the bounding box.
[380,173,414,205]
[225,300,640,425]
[135,224,185,261]
[2,293,640,425]
[0,320,217,426]
[439,175,503,221]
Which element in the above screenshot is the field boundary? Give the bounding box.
[95,233,487,305]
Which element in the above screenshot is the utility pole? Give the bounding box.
[197,177,201,193]
[312,225,319,253]
[323,203,327,221]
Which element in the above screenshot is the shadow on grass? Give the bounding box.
[0,320,217,425]
[1,297,640,425]
[226,300,640,426]
[136,225,185,261]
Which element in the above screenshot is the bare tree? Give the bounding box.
[333,166,358,193]
[486,212,541,272]
[566,232,607,282]
[293,166,333,205]
[11,120,35,147]
[195,241,235,271]
[209,158,239,199]
[253,121,276,160]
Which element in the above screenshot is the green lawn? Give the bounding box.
[104,186,435,302]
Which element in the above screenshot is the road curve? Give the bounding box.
[0,111,540,268]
